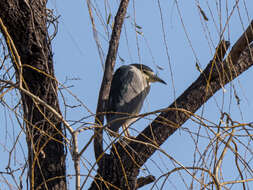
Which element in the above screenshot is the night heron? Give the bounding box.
[106,64,166,137]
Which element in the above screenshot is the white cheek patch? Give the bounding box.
[129,66,149,92]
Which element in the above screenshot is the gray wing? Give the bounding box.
[106,66,150,132]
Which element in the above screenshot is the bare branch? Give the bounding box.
[136,175,155,189]
[122,20,253,170]
[94,0,130,163]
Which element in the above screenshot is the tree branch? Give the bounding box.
[121,20,253,171]
[136,175,155,189]
[94,0,130,163]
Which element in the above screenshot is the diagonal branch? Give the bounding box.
[121,20,253,170]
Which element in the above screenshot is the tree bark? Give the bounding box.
[0,1,66,189]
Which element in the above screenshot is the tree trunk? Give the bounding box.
[0,1,66,189]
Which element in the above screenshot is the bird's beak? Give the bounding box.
[150,74,167,85]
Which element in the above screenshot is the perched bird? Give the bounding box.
[106,64,166,137]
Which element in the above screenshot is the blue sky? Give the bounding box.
[1,0,253,189]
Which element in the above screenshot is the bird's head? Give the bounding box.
[131,64,167,85]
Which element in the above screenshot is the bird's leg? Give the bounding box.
[122,123,130,137]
